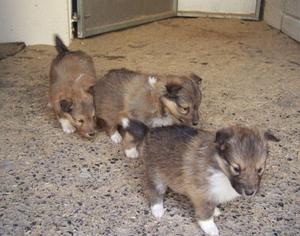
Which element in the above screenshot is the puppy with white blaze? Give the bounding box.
[93,68,202,157]
[128,123,279,235]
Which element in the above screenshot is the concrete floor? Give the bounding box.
[0,18,299,236]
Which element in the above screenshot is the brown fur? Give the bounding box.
[49,36,96,138]
[94,68,202,153]
[141,124,279,234]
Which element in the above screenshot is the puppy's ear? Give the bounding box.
[87,86,94,95]
[215,127,234,151]
[165,83,182,98]
[190,73,202,85]
[264,131,280,142]
[60,99,73,113]
[77,74,96,92]
[161,97,178,116]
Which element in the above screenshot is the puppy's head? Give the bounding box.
[215,126,279,196]
[161,74,202,126]
[60,92,96,139]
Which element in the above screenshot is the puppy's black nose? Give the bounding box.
[245,189,255,196]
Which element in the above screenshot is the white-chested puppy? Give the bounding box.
[49,35,96,138]
[125,122,279,235]
[94,68,202,157]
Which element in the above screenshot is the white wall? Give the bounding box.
[178,0,257,14]
[264,0,300,42]
[0,0,71,46]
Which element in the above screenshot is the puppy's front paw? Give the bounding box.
[198,218,219,236]
[63,125,76,134]
[151,203,164,219]
[47,102,52,108]
[125,147,139,158]
[110,131,122,143]
[59,119,76,134]
[213,207,221,217]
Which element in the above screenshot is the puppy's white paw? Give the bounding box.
[151,203,164,219]
[198,218,219,236]
[121,118,129,128]
[63,125,76,134]
[213,207,221,217]
[125,147,139,158]
[110,131,122,143]
[148,76,157,87]
[59,119,76,134]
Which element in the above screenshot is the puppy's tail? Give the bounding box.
[120,117,149,142]
[54,35,69,55]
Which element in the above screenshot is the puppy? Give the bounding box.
[49,35,97,138]
[126,122,279,235]
[94,68,202,157]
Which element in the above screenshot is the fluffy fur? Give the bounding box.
[94,68,202,155]
[139,124,279,235]
[49,35,97,138]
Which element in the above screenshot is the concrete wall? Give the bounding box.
[264,0,300,42]
[0,0,71,46]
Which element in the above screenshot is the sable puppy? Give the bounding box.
[94,68,202,157]
[139,124,279,236]
[49,35,96,138]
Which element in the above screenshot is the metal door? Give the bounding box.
[76,0,177,38]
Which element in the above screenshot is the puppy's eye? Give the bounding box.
[179,106,189,114]
[231,164,240,176]
[257,167,264,175]
[78,119,84,124]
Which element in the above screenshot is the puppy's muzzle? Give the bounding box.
[87,132,95,138]
[243,188,257,197]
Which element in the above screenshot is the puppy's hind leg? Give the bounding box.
[144,171,167,220]
[123,132,139,158]
[59,118,76,134]
[121,118,148,158]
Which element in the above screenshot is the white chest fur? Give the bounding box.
[208,168,240,204]
[150,115,174,127]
